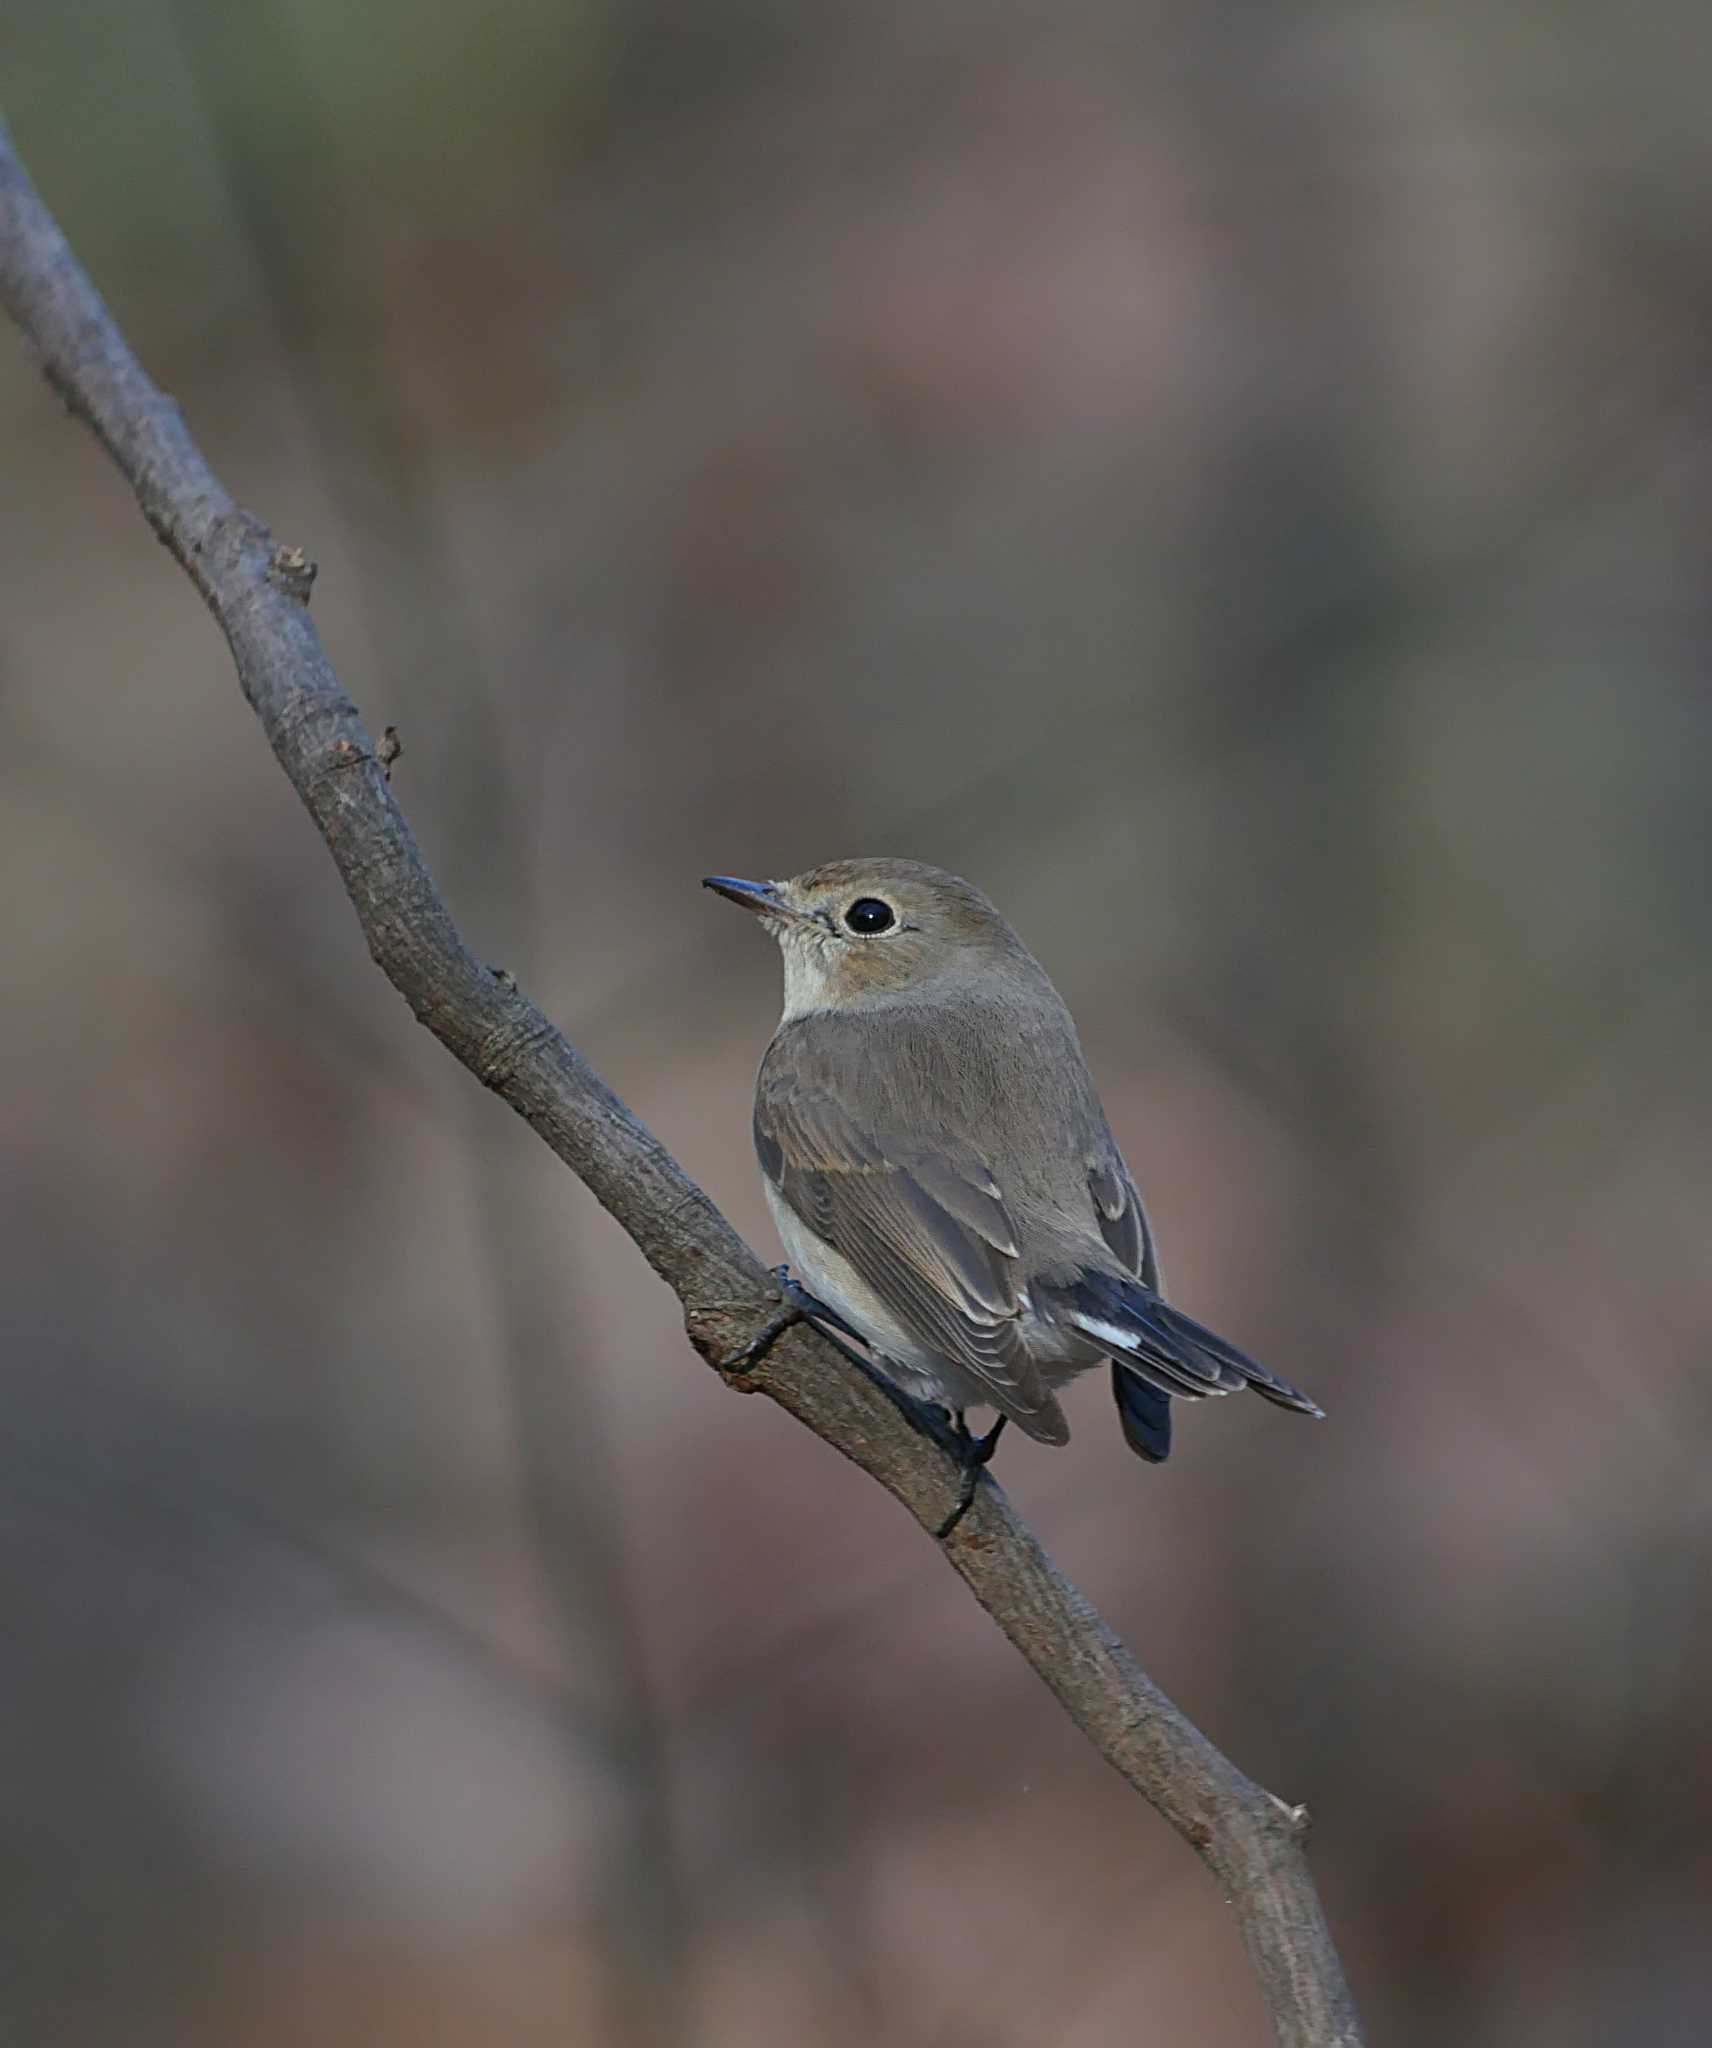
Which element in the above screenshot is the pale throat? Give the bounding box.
[775,922,843,1021]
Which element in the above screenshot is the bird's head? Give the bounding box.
[704,858,1037,1018]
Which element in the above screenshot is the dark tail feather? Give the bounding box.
[1111,1366,1172,1463]
[1062,1270,1324,1418]
[1148,1296,1324,1415]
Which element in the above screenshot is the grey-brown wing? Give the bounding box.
[754,1070,1064,1438]
[1088,1144,1159,1290]
[1088,1141,1175,1459]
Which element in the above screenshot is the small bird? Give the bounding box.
[705,860,1322,1534]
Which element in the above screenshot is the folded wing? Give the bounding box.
[754,1068,1069,1443]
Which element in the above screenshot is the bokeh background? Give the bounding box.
[4,4,1710,2043]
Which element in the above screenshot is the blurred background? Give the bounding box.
[3,3,1710,2043]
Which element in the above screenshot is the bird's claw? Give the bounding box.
[718,1268,861,1374]
[934,1414,1007,1539]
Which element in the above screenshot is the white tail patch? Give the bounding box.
[1066,1312,1237,1394]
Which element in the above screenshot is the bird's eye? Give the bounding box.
[843,897,896,935]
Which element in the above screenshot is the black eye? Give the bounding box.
[843,897,895,935]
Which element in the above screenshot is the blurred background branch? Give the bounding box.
[0,116,1362,2047]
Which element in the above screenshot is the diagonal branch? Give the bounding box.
[0,118,1362,2047]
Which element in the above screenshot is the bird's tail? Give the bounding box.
[1110,1366,1172,1462]
[1058,1269,1324,1416]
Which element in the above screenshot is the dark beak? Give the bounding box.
[702,874,787,917]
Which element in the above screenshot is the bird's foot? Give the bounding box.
[718,1268,863,1375]
[934,1414,1008,1540]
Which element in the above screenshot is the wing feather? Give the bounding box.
[755,1058,1060,1431]
[1088,1148,1155,1286]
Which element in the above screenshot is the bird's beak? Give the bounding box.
[702,874,790,918]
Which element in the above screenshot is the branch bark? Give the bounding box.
[0,119,1363,2047]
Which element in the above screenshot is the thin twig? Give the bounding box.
[0,118,1363,2047]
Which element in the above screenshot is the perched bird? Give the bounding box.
[705,859,1321,1534]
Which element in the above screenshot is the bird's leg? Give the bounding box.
[934,1414,1008,1540]
[717,1267,865,1374]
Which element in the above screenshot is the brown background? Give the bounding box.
[3,3,1710,2043]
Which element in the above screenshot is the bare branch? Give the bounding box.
[0,118,1363,2046]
